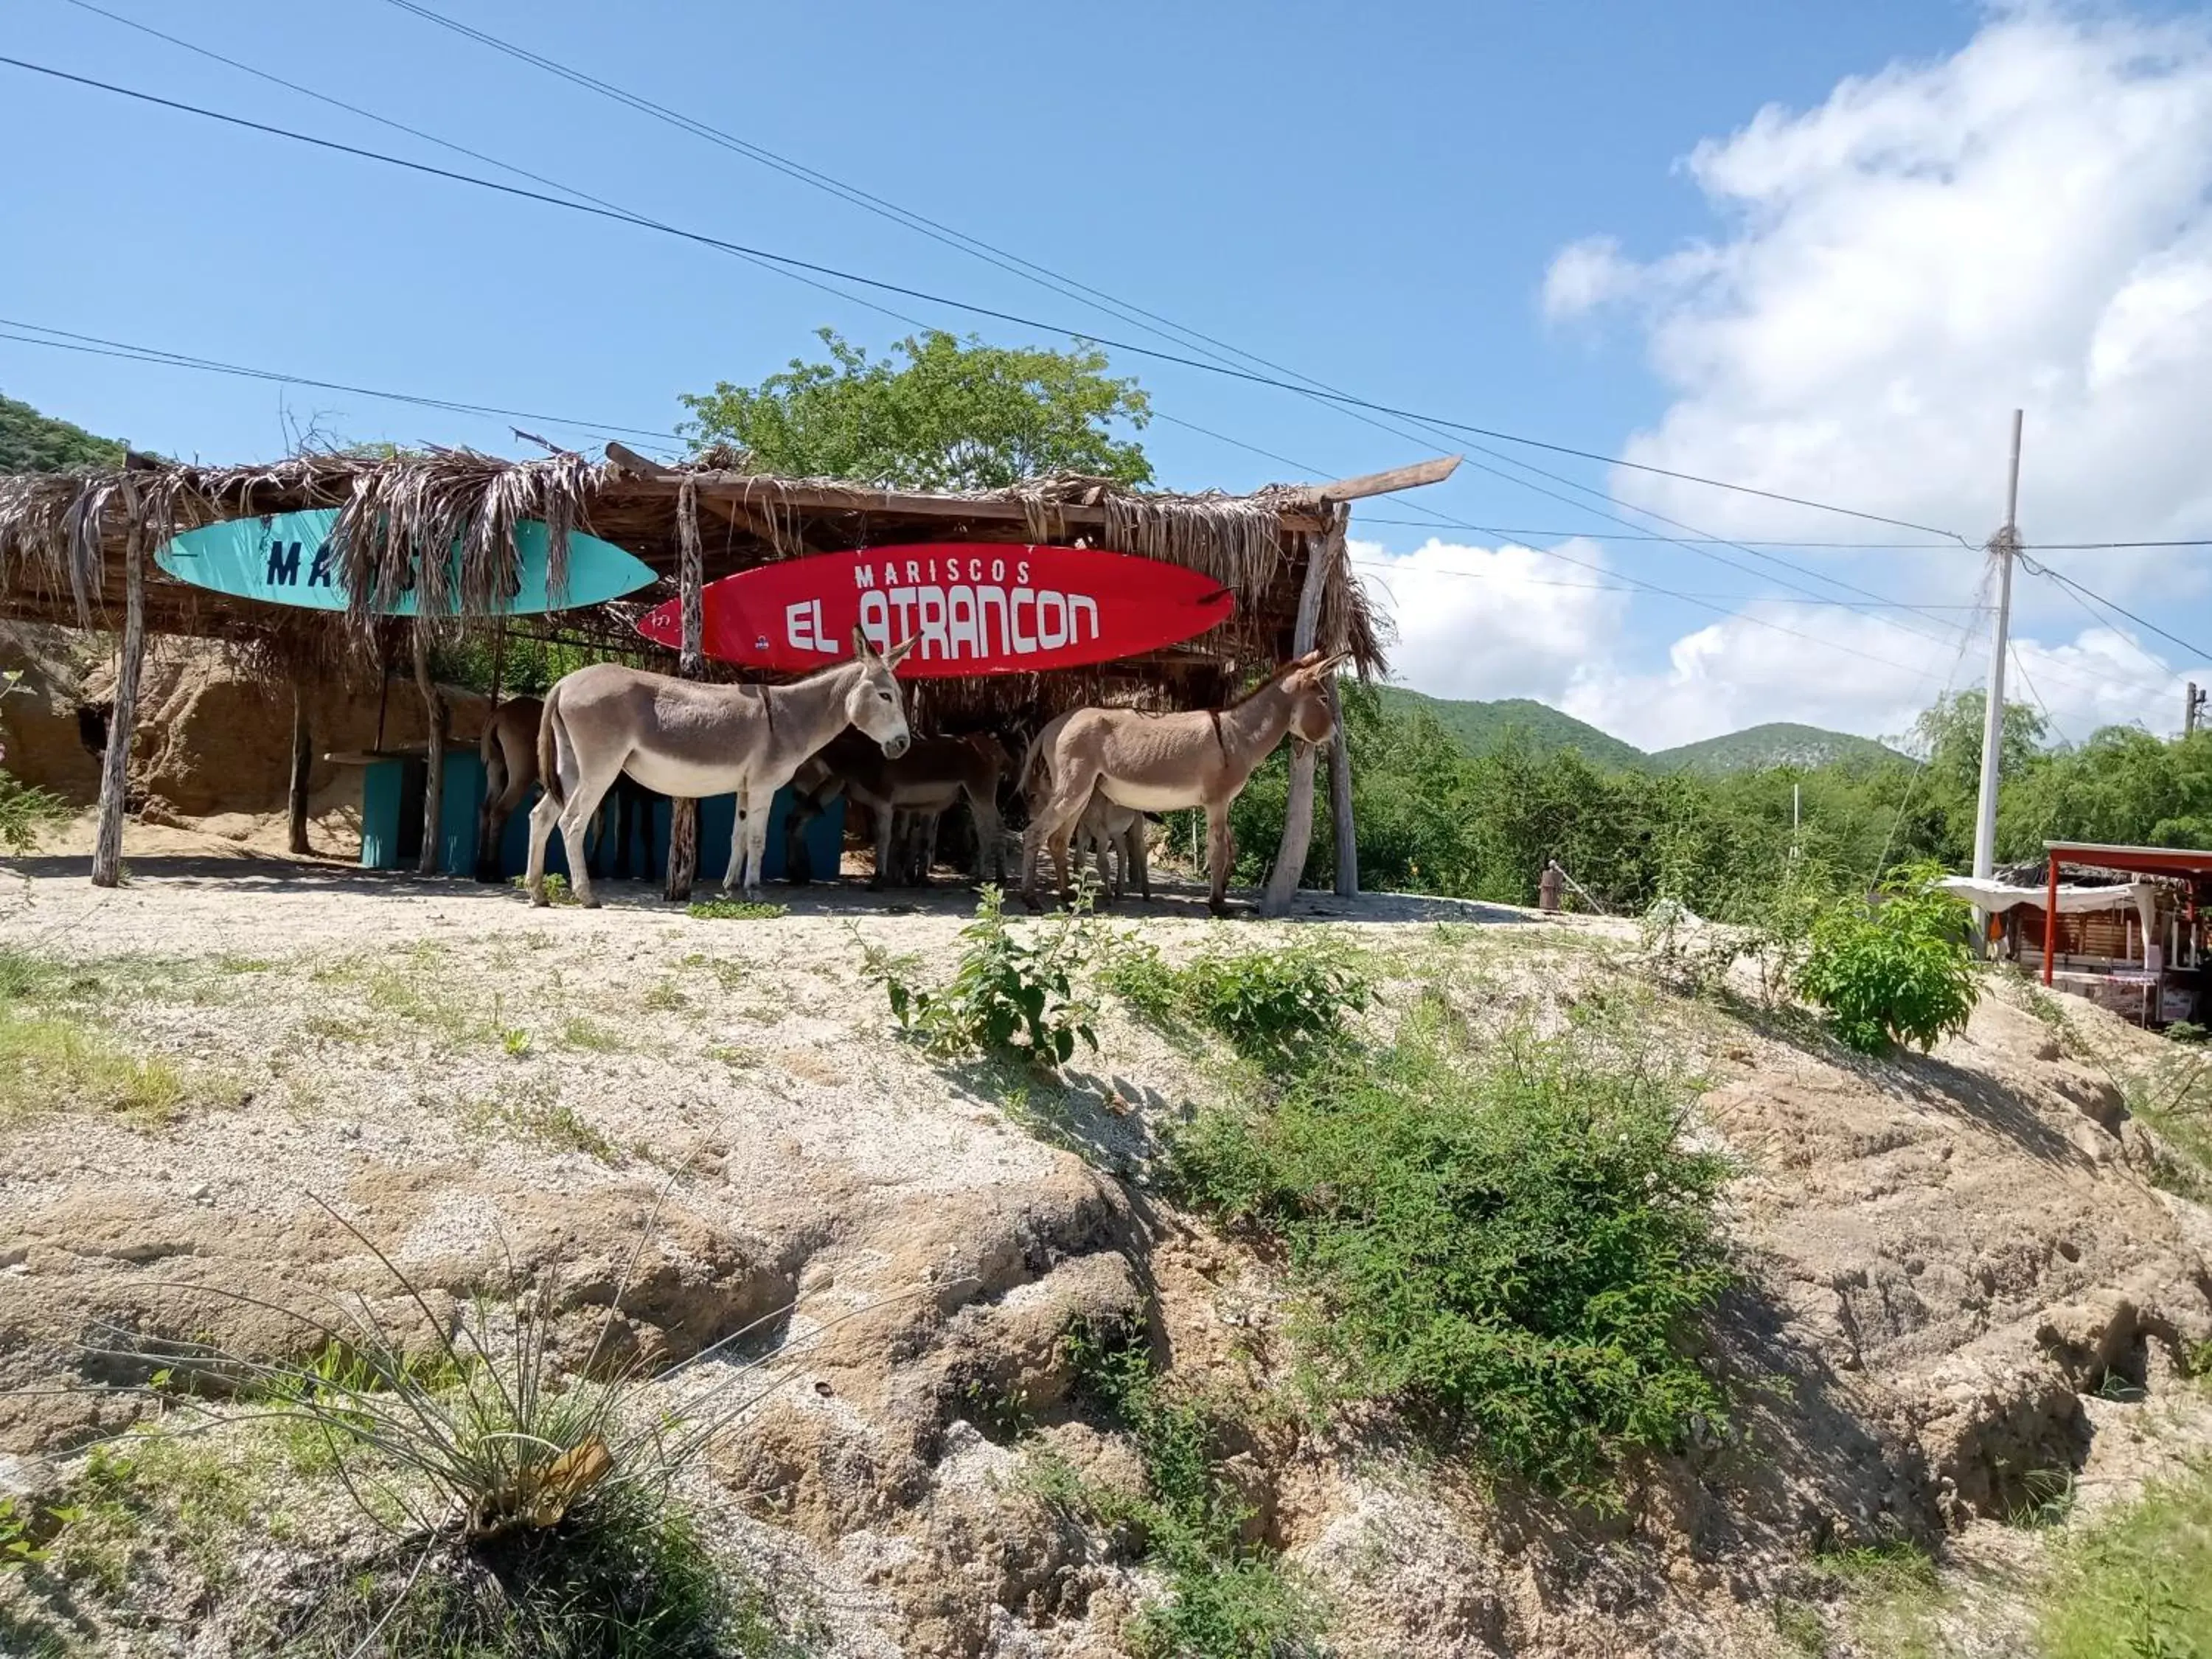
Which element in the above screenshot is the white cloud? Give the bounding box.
[1548,6,2212,554]
[1352,536,1627,703]
[1554,602,2200,753]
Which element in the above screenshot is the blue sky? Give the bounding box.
[7,0,2212,748]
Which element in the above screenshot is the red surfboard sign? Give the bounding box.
[635,543,1234,676]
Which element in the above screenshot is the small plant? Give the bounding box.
[514,873,579,906]
[500,1028,533,1058]
[0,1494,49,1569]
[61,1199,832,1657]
[859,885,1099,1068]
[1169,1007,1733,1503]
[2168,1020,2210,1046]
[2009,1466,2079,1529]
[1795,863,1978,1056]
[1032,1320,1327,1658]
[1771,1595,1827,1655]
[2034,1464,2212,1659]
[686,898,787,921]
[1,671,71,857]
[1102,933,1369,1069]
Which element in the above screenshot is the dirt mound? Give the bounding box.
[0,872,2208,1656]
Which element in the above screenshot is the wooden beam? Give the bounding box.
[1327,680,1357,898]
[1295,454,1462,505]
[90,512,145,888]
[601,448,1331,535]
[1260,515,1341,917]
[664,479,707,903]
[413,625,446,876]
[287,684,313,856]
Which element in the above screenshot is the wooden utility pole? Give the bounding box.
[413,625,446,874]
[1261,510,1343,917]
[665,480,706,902]
[2187,681,2205,737]
[1971,410,2023,915]
[90,493,146,889]
[1327,680,1357,898]
[286,683,313,855]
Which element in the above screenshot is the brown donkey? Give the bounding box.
[475,696,544,881]
[1020,650,1345,915]
[527,630,916,907]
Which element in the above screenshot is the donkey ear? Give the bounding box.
[883,635,919,669]
[851,626,878,659]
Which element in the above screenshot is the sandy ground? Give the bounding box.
[4,819,2212,1658]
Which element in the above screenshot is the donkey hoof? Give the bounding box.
[582,895,604,911]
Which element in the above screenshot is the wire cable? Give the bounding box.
[0,48,1966,540]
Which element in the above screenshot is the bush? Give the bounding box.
[1032,1322,1326,1658]
[1795,863,1978,1055]
[860,884,1099,1068]
[1102,936,1368,1071]
[1169,1009,1733,1503]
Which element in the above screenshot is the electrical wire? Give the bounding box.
[0,319,684,448]
[2020,556,2212,667]
[0,48,1966,540]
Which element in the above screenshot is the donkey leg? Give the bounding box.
[525,792,557,905]
[1131,826,1152,902]
[1206,802,1234,917]
[871,804,896,892]
[734,787,761,898]
[557,758,622,910]
[742,808,772,901]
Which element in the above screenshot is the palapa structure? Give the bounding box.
[0,443,1456,908]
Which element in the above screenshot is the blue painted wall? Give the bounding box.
[359,754,842,883]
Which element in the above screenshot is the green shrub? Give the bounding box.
[1169,1011,1733,1503]
[2034,1463,2212,1659]
[859,885,1098,1068]
[1795,863,1978,1055]
[1034,1322,1326,1658]
[1103,935,1368,1070]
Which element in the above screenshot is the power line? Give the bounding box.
[368,0,1968,543]
[0,319,684,449]
[1346,558,1984,606]
[0,49,1963,540]
[1350,515,1963,548]
[2021,557,2212,667]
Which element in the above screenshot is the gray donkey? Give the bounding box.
[527,629,916,907]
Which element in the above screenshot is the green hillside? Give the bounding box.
[0,392,125,474]
[1647,722,1908,776]
[1377,686,1647,770]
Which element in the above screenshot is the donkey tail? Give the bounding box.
[537,688,566,810]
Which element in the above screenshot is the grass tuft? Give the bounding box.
[686,899,788,921]
[2035,1463,2212,1659]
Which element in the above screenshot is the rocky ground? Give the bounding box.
[3,822,2211,1657]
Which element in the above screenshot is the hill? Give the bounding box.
[0,392,125,474]
[1377,685,1646,770]
[1647,720,1907,774]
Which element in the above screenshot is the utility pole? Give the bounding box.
[2188,681,2206,737]
[1972,411,2023,936]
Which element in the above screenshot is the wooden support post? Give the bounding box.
[1326,681,1357,898]
[287,682,313,856]
[90,516,146,889]
[1260,512,1342,917]
[664,480,706,902]
[2042,850,2059,987]
[414,626,446,875]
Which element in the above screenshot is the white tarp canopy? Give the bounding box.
[1939,875,2159,939]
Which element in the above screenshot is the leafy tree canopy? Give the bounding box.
[678,329,1152,490]
[0,392,125,474]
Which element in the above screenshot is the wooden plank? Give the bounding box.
[1327,680,1357,897]
[413,626,446,875]
[1295,455,1461,504]
[90,512,145,888]
[664,479,706,903]
[287,684,313,856]
[1260,517,1340,917]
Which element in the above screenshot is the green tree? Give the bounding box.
[678,329,1152,489]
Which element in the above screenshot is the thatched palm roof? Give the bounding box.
[0,446,1411,718]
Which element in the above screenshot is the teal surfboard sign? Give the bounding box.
[153,509,656,615]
